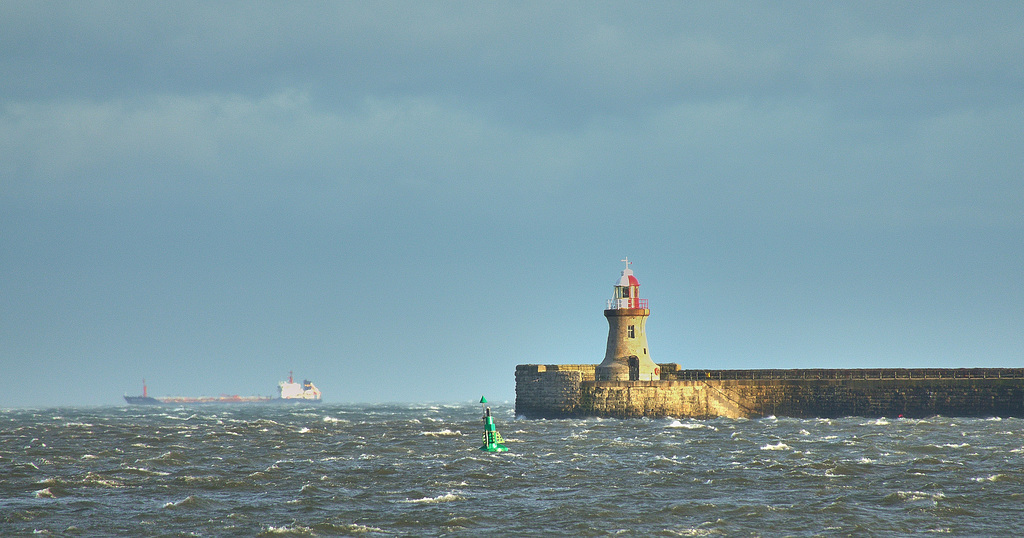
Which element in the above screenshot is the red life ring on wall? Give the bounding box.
[654,367,660,376]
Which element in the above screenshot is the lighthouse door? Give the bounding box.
[628,356,640,381]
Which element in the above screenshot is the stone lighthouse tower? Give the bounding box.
[596,258,660,381]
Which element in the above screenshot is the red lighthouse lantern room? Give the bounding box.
[609,258,646,310]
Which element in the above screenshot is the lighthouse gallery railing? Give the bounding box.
[607,298,648,310]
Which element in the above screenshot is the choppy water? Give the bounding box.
[2,404,1024,536]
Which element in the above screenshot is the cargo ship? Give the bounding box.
[124,373,322,405]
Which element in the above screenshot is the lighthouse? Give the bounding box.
[596,258,660,381]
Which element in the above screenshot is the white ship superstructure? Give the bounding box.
[278,372,322,400]
[125,371,322,404]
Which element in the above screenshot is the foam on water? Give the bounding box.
[163,495,204,509]
[401,492,464,504]
[34,487,56,498]
[666,419,718,431]
[420,429,462,437]
[3,404,1024,536]
[971,474,1007,482]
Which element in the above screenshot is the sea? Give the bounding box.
[3,403,1024,537]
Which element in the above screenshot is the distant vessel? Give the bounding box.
[124,373,322,405]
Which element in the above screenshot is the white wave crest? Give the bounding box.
[163,495,201,509]
[402,493,463,504]
[663,528,720,536]
[666,420,717,431]
[889,490,945,503]
[259,524,315,535]
[421,429,462,437]
[34,487,56,498]
[761,441,790,451]
[332,524,387,534]
[122,466,170,476]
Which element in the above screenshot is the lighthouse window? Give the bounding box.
[628,325,635,338]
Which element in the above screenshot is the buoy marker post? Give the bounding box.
[479,396,508,452]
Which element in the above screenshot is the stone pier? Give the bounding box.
[515,365,1024,419]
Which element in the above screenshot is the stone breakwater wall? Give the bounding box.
[514,365,596,419]
[515,365,1024,419]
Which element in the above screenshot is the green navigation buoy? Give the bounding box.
[479,396,508,452]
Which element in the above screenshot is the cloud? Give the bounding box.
[4,87,1022,232]
[5,3,1021,118]
[1,91,590,216]
[2,2,1024,406]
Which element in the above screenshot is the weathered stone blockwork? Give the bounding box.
[514,365,594,419]
[515,366,1024,419]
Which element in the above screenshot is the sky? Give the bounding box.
[2,2,1022,407]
